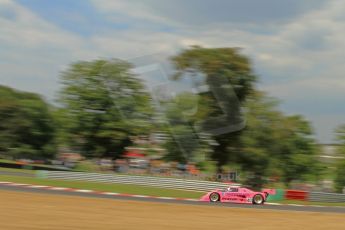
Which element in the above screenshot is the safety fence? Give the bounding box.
[36,170,232,192]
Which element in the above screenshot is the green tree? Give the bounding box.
[239,92,321,188]
[277,115,321,187]
[335,125,345,156]
[163,92,211,163]
[334,125,345,192]
[171,47,320,187]
[0,85,56,159]
[335,160,345,193]
[171,46,256,172]
[58,59,153,158]
[238,92,280,188]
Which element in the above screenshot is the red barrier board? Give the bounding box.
[285,190,309,201]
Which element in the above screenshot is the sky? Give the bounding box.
[0,0,344,143]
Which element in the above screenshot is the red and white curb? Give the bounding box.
[0,181,198,202]
[0,181,343,208]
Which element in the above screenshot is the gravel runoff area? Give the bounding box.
[0,190,345,230]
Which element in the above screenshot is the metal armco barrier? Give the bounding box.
[309,192,345,203]
[285,190,309,201]
[37,171,233,192]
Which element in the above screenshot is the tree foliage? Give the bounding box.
[335,159,345,193]
[0,85,56,159]
[58,59,153,158]
[172,46,256,102]
[171,46,257,172]
[163,92,211,163]
[238,92,321,188]
[0,48,324,189]
[334,125,345,192]
[335,124,345,156]
[170,47,321,187]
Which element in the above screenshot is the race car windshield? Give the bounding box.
[228,187,238,192]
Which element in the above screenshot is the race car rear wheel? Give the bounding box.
[252,194,264,205]
[209,192,220,202]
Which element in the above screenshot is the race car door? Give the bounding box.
[221,187,242,202]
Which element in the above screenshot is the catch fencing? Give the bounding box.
[37,170,232,192]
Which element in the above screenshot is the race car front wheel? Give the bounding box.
[209,192,220,202]
[252,194,264,205]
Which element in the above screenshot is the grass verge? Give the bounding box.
[0,174,203,199]
[0,167,36,174]
[1,171,344,207]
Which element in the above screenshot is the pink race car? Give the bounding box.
[200,186,275,205]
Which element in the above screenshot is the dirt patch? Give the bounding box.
[0,190,344,230]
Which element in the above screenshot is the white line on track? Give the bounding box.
[266,203,281,206]
[287,204,304,207]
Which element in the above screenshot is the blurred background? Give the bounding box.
[1,0,345,195]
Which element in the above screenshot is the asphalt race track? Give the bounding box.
[1,183,344,214]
